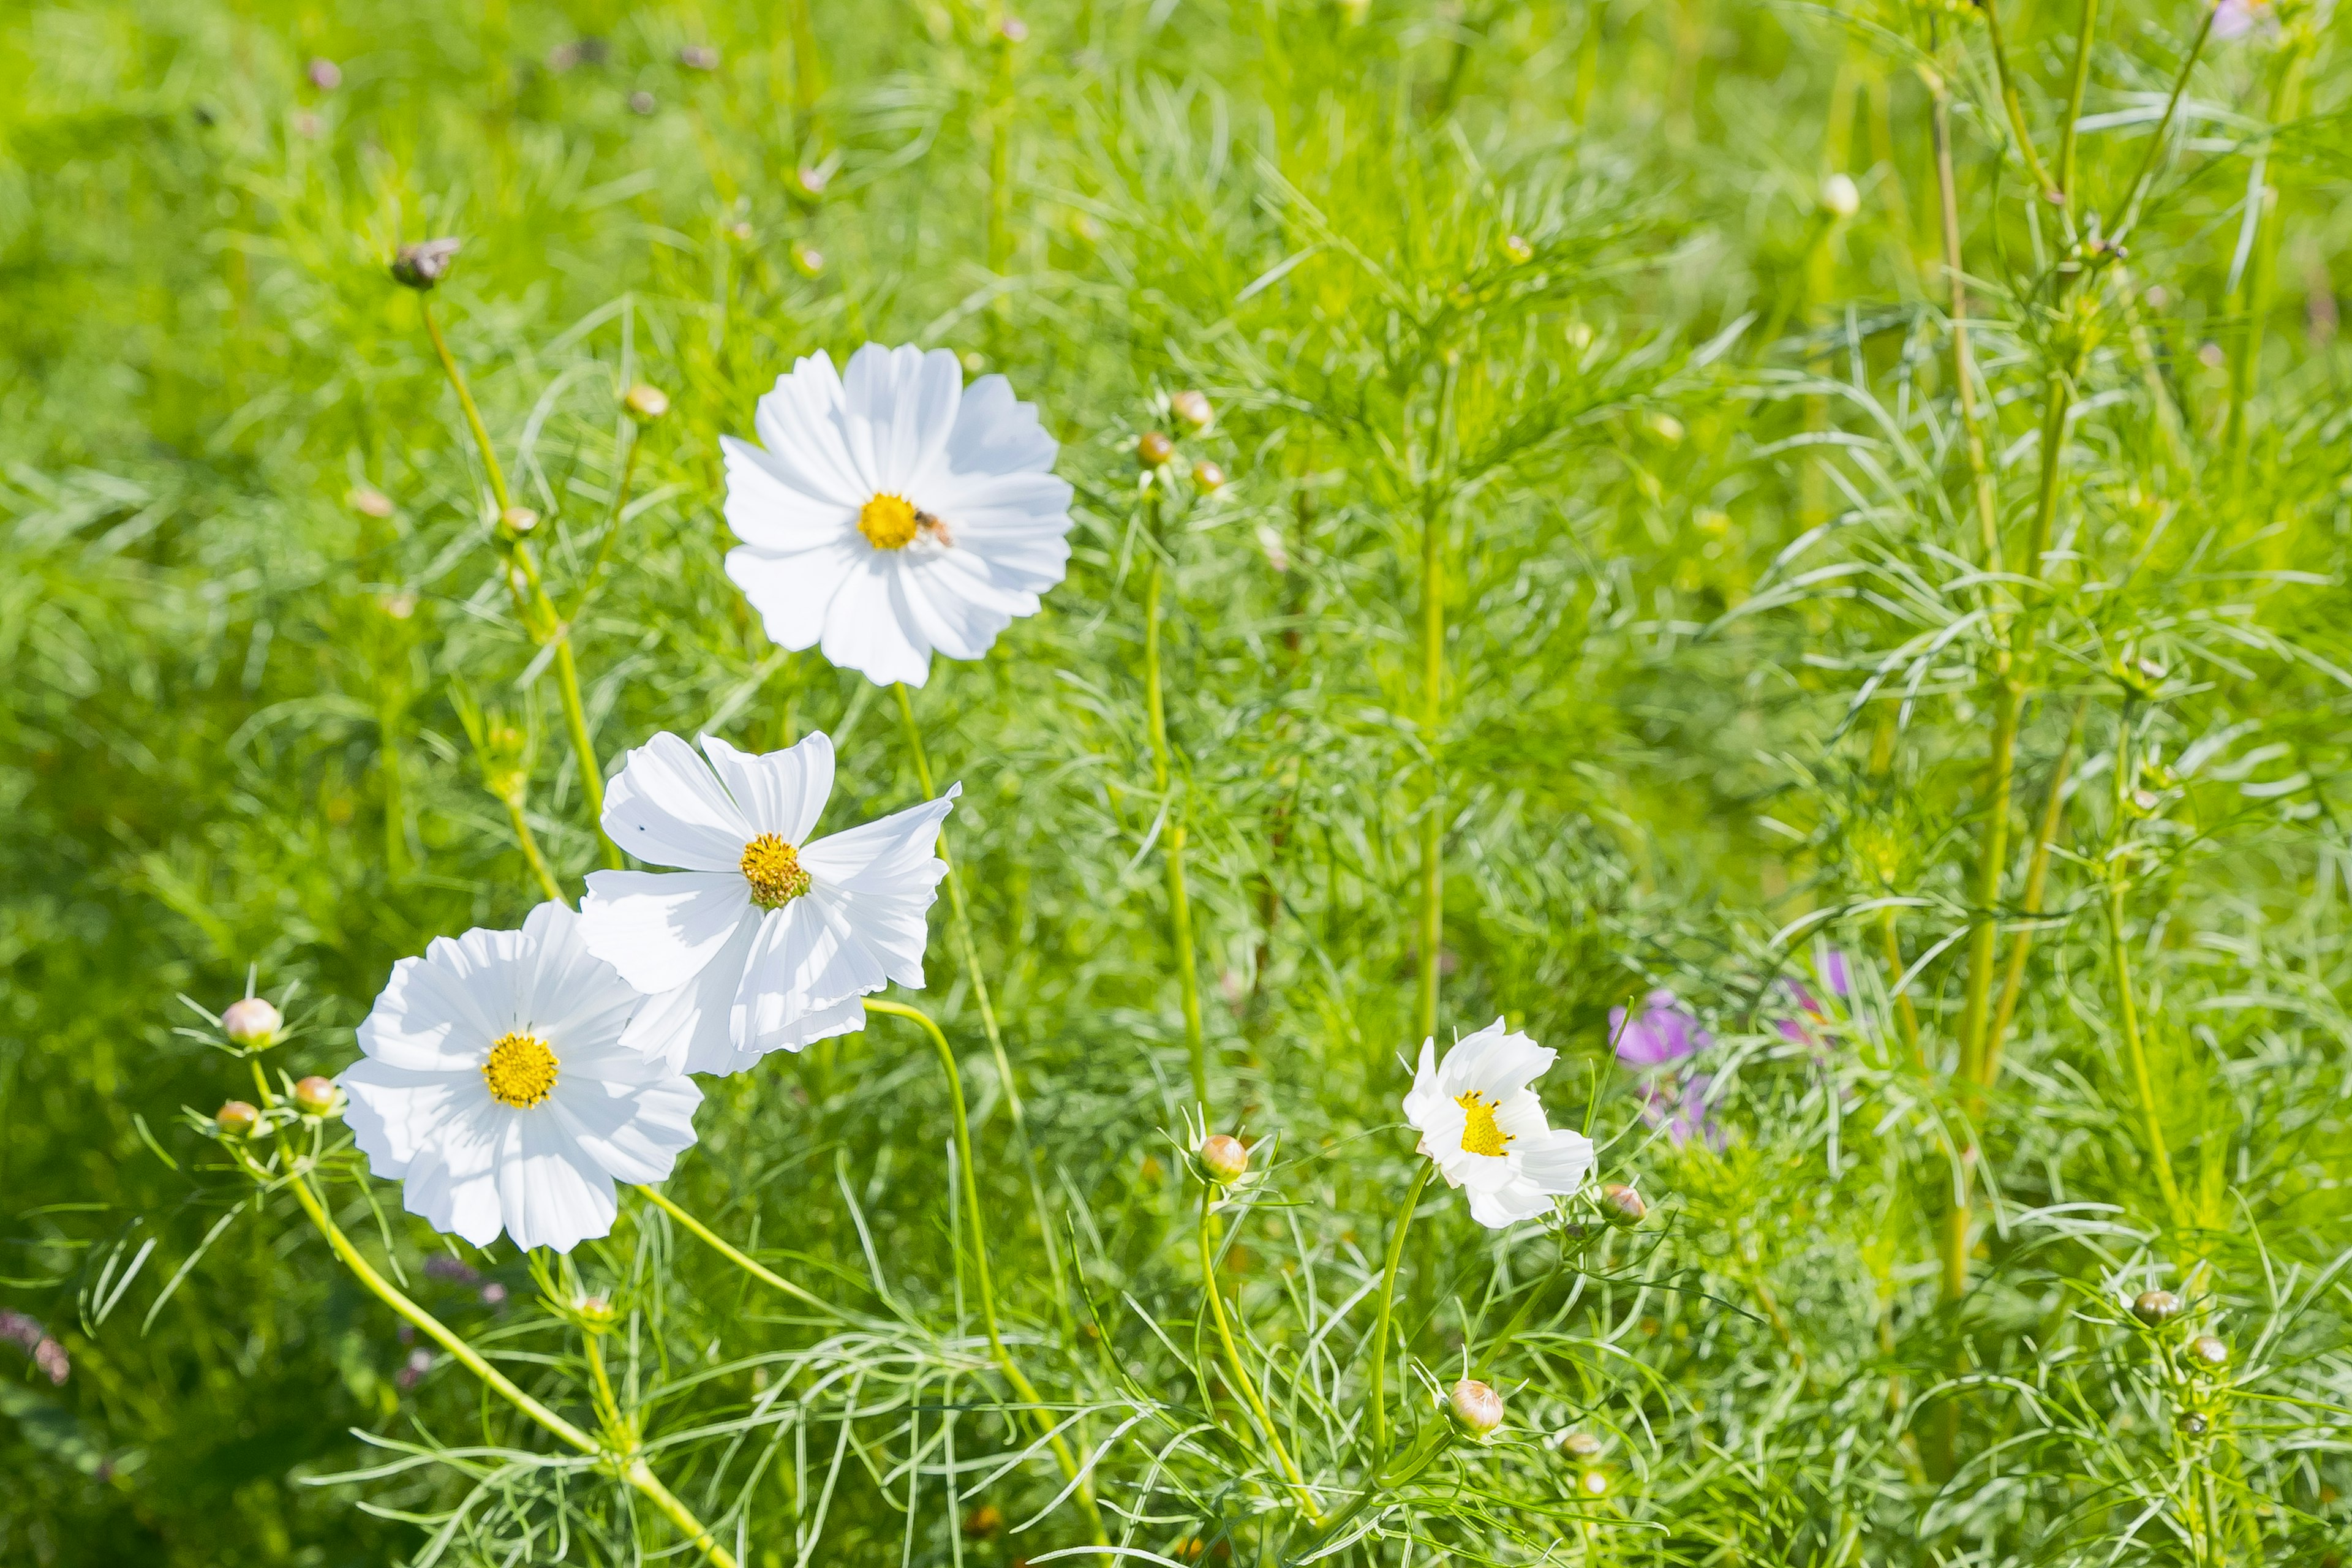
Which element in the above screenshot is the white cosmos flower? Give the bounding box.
[338,902,702,1254]
[1401,1019,1596,1229]
[720,342,1074,688]
[578,729,956,1076]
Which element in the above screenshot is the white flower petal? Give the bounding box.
[799,786,956,893]
[725,538,862,654]
[516,901,641,1050]
[1466,1175,1554,1229]
[700,730,834,844]
[721,435,858,552]
[818,556,935,687]
[622,914,763,1074]
[499,1114,620,1254]
[579,872,755,994]
[601,731,756,871]
[751,353,869,503]
[937,373,1058,478]
[1520,1128,1597,1196]
[843,342,964,491]
[549,1074,703,1185]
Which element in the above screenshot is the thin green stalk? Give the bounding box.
[1144,552,1209,1109]
[892,682,1080,1347]
[584,1331,629,1440]
[1985,695,2089,1079]
[787,0,822,140]
[861,997,1106,1544]
[1197,1190,1322,1521]
[1414,499,1446,1045]
[564,418,645,623]
[1367,1162,1435,1460]
[2105,710,2185,1226]
[2055,0,2101,215]
[2223,40,2310,470]
[274,1167,737,1566]
[1978,0,2062,206]
[419,299,619,868]
[2114,4,2220,243]
[502,793,564,902]
[1931,57,2002,581]
[635,1183,842,1318]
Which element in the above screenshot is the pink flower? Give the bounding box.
[1611,992,1723,1148]
[1772,949,1853,1044]
[1,1311,69,1385]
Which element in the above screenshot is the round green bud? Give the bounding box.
[293,1076,341,1117]
[2132,1289,2182,1327]
[1137,432,1177,469]
[1197,1134,1250,1183]
[624,383,670,420]
[216,1101,261,1137]
[1169,389,1213,432]
[1447,1378,1504,1436]
[1599,1183,1646,1227]
[1191,461,1227,492]
[390,238,461,290]
[2187,1335,2229,1370]
[1559,1430,1604,1459]
[222,997,283,1048]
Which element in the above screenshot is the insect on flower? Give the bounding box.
[720,344,1075,687]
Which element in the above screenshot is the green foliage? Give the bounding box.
[3,0,2350,1562]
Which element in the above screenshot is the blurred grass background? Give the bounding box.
[2,0,2349,1561]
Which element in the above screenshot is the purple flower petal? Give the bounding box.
[1613,990,1711,1066]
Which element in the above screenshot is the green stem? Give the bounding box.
[1984,695,2089,1079]
[2114,4,2218,243]
[2055,0,2101,215]
[1931,53,2003,581]
[1144,552,1209,1109]
[1197,1189,1322,1521]
[2223,41,2309,472]
[584,1331,629,1439]
[635,1183,842,1318]
[503,793,565,902]
[861,998,1106,1544]
[2105,711,2185,1226]
[565,420,644,624]
[419,298,619,868]
[1979,0,2062,207]
[1414,501,1446,1045]
[1367,1163,1435,1460]
[275,1167,739,1566]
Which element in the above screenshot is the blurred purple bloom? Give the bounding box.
[425,1256,480,1284]
[1611,990,1711,1066]
[481,1282,509,1306]
[2211,0,2272,39]
[1,1311,70,1385]
[1773,949,1854,1043]
[396,1348,433,1391]
[1640,1072,1725,1150]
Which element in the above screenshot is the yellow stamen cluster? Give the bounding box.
[741,834,812,908]
[1455,1090,1513,1158]
[858,492,921,550]
[483,1032,560,1109]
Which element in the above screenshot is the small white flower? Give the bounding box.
[1401,1018,1596,1229]
[339,902,702,1254]
[722,343,1075,687]
[579,729,956,1075]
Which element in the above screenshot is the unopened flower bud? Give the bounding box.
[2180,1411,2208,1434]
[677,44,719,70]
[1820,173,1861,220]
[1137,431,1176,469]
[574,1292,617,1330]
[222,997,284,1047]
[2187,1335,2229,1369]
[1578,1468,1609,1497]
[293,1076,341,1117]
[1197,1134,1250,1183]
[216,1101,261,1137]
[347,486,394,519]
[307,58,342,91]
[2133,1289,2182,1326]
[1191,461,1227,492]
[1447,1378,1504,1436]
[794,164,830,200]
[390,238,462,290]
[1559,1430,1604,1459]
[1169,389,1213,431]
[1502,233,1534,264]
[499,507,538,537]
[791,241,826,277]
[628,90,658,116]
[1598,1183,1646,1227]
[624,383,670,420]
[997,15,1029,41]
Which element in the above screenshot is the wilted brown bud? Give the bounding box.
[624,383,670,420]
[391,238,462,290]
[1447,1378,1504,1436]
[1197,1134,1249,1183]
[1137,431,1177,469]
[1598,1183,1646,1227]
[216,1101,261,1137]
[2132,1289,2182,1327]
[293,1076,341,1117]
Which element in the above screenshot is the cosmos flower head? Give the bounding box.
[1402,1019,1596,1228]
[721,343,1076,687]
[338,902,703,1254]
[1611,989,1725,1150]
[578,730,956,1075]
[1772,948,1854,1046]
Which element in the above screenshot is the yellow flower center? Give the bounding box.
[483,1032,560,1109]
[858,492,921,550]
[741,834,811,908]
[1455,1090,1513,1158]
